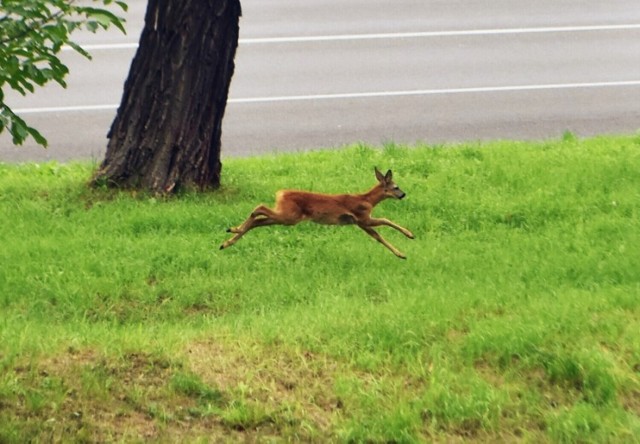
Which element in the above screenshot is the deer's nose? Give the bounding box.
[398,192,406,199]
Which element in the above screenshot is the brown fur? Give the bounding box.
[220,168,414,258]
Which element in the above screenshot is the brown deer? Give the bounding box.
[220,167,415,258]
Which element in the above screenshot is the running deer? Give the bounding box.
[220,167,415,258]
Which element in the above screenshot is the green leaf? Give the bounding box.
[77,7,126,34]
[85,21,99,33]
[42,23,68,46]
[10,118,29,145]
[65,41,92,60]
[0,105,48,147]
[27,126,48,147]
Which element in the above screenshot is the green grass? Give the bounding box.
[1,135,639,442]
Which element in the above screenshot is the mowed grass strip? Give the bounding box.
[0,135,639,442]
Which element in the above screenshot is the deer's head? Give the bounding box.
[375,167,406,200]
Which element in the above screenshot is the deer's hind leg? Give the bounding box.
[227,205,278,233]
[221,205,278,249]
[221,203,302,250]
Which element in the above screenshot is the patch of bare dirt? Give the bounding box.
[185,339,345,435]
[5,348,201,442]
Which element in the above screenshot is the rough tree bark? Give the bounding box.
[92,0,241,193]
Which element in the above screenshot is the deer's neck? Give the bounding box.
[361,184,386,207]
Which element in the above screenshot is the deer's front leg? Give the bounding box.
[368,217,415,239]
[358,225,407,259]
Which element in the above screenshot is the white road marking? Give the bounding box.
[63,23,640,51]
[12,104,121,114]
[229,81,640,103]
[13,80,640,114]
[239,24,640,44]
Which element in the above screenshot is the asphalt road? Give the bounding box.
[1,0,640,162]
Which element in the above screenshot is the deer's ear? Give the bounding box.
[385,169,393,181]
[375,167,385,182]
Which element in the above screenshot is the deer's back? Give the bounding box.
[275,190,372,225]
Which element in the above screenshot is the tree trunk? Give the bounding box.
[92,0,241,193]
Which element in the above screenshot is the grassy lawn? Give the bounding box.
[1,135,639,442]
